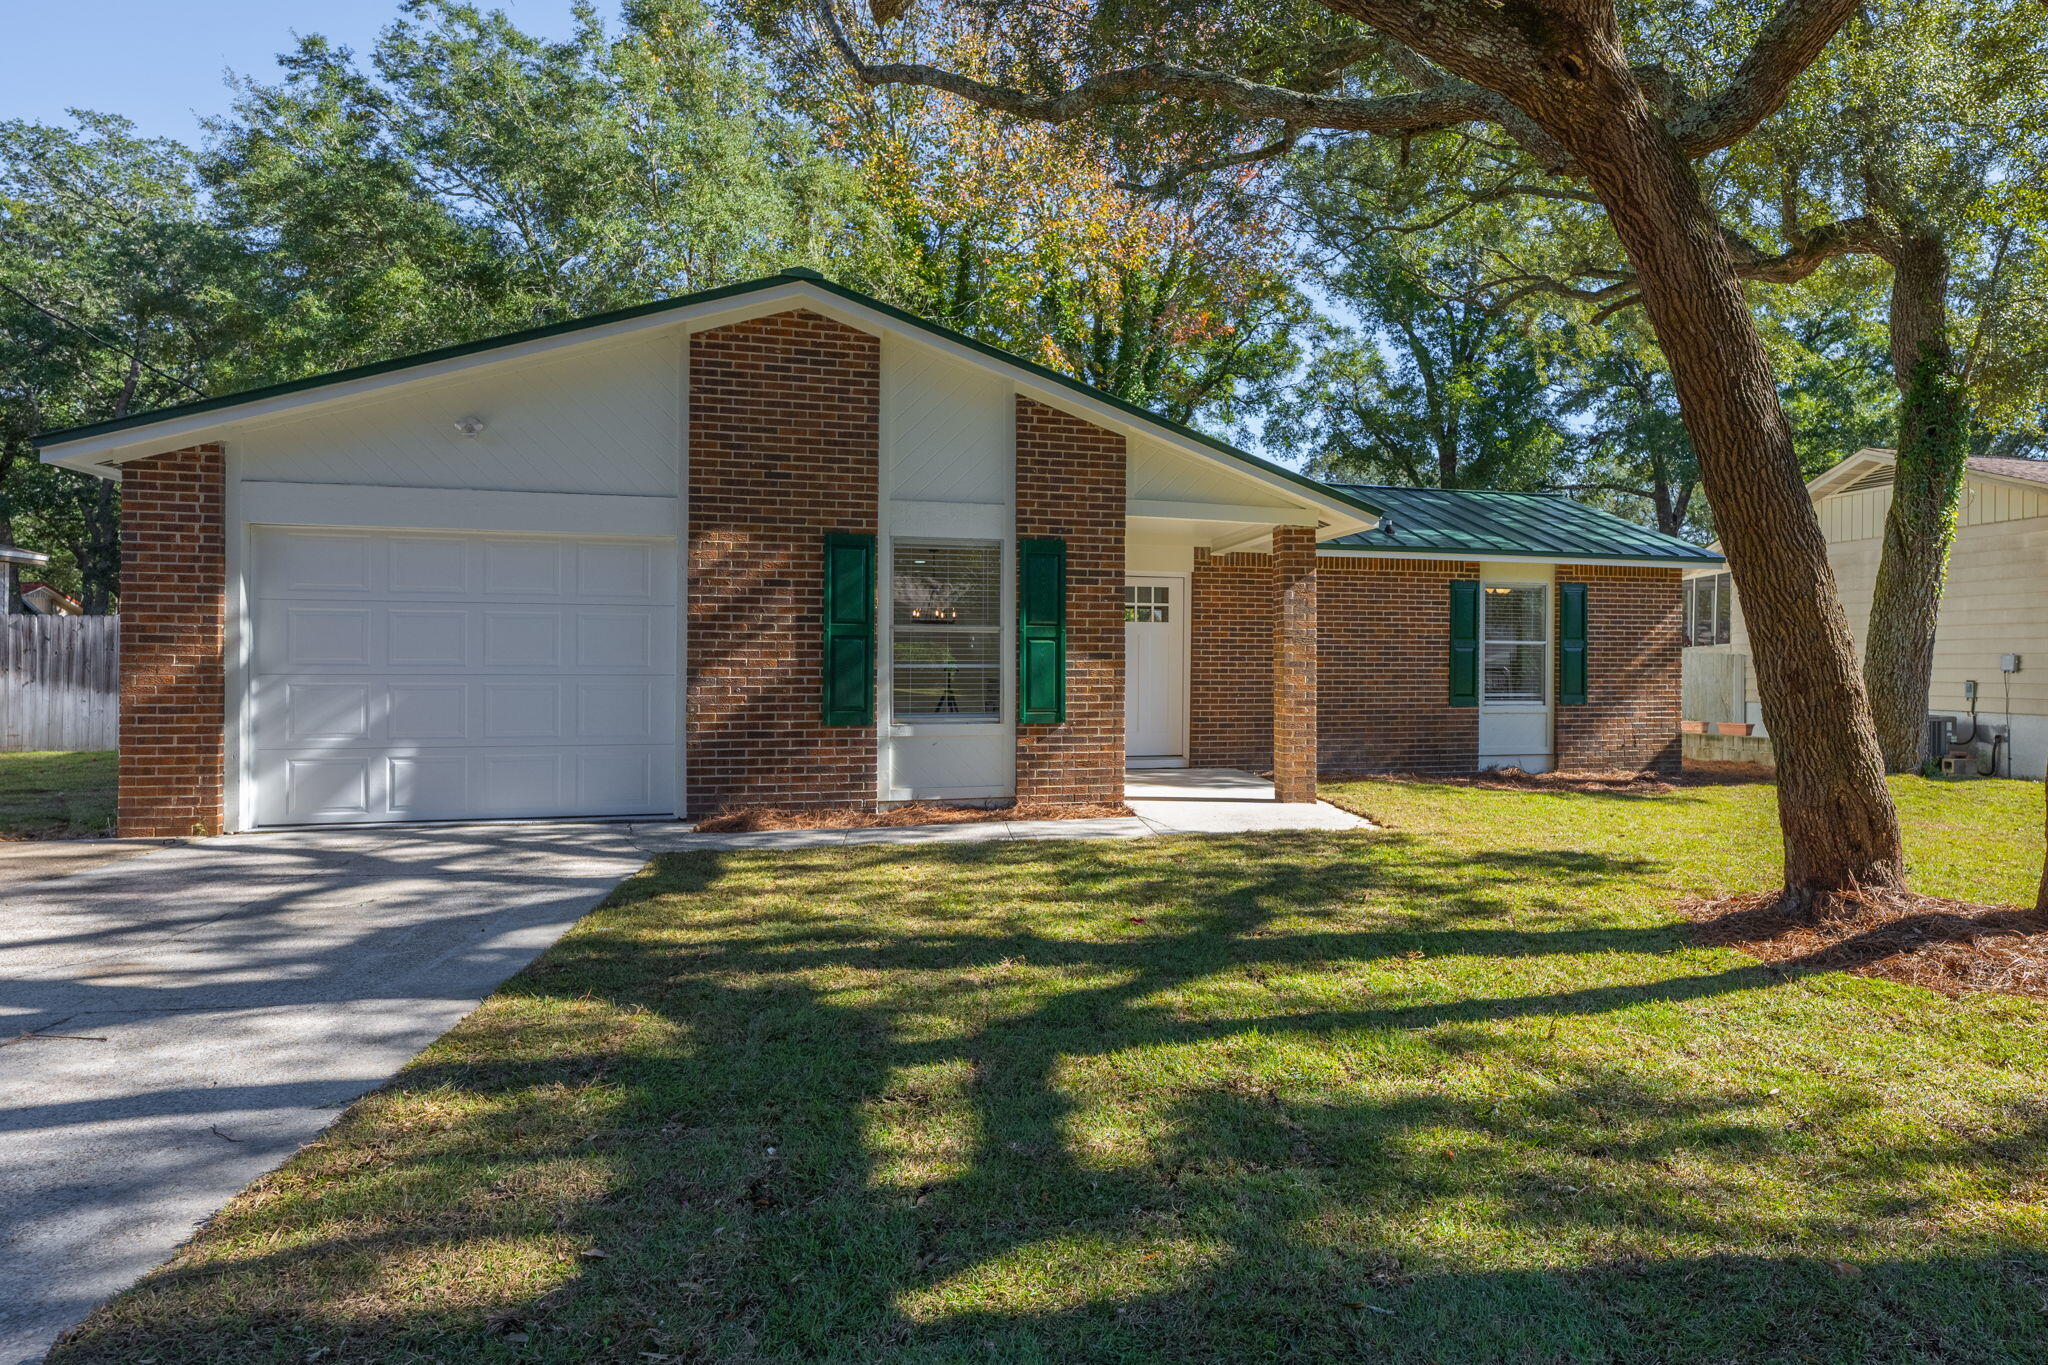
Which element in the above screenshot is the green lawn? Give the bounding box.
[0,749,115,838]
[53,778,2048,1364]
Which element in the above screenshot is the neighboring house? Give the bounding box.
[1,543,51,615]
[19,582,82,616]
[1683,447,2046,778]
[35,270,1715,838]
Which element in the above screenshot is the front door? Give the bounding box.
[1123,575,1187,766]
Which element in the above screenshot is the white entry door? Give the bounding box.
[1476,579,1554,773]
[1124,575,1187,766]
[249,526,677,825]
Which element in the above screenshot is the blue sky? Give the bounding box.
[4,0,610,145]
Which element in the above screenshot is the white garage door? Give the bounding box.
[250,527,678,826]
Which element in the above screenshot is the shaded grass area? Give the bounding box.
[52,778,2048,1363]
[0,749,115,838]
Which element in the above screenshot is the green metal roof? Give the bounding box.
[1318,484,1723,565]
[30,268,1375,523]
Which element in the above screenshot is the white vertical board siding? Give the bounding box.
[1125,432,1295,508]
[886,344,1011,504]
[230,333,682,497]
[0,615,118,752]
[1963,478,2048,527]
[1816,486,1889,542]
[879,338,1017,802]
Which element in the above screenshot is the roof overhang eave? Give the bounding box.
[31,273,1381,538]
[35,277,828,472]
[1320,545,1724,568]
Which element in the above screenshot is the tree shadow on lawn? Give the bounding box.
[50,834,2048,1365]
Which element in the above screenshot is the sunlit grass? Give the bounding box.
[51,776,2048,1364]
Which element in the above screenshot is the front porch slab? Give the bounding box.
[631,769,1370,852]
[1122,768,1370,834]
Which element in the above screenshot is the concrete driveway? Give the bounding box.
[0,823,648,1365]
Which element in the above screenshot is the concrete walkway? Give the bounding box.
[0,824,647,1365]
[629,768,1370,851]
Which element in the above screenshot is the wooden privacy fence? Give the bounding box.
[1,614,118,752]
[1680,649,1748,726]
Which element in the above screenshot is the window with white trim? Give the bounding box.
[891,539,1001,720]
[1482,584,1548,703]
[1685,572,1733,646]
[1123,583,1171,622]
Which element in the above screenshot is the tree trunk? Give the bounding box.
[1547,93,1905,899]
[1864,235,1968,773]
[2038,772,2048,916]
[80,480,120,614]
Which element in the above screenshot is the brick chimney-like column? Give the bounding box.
[1271,524,1318,803]
[118,444,227,837]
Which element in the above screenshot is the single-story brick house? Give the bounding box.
[35,270,1720,836]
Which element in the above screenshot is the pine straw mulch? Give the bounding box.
[1341,761,1776,799]
[1680,886,2048,1001]
[693,799,1133,834]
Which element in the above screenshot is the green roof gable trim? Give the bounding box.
[1317,484,1723,566]
[31,269,1377,525]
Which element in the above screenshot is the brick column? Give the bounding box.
[118,444,227,837]
[1015,397,1125,804]
[1271,524,1317,802]
[686,310,880,813]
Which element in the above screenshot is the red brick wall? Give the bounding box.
[118,444,226,837]
[1014,397,1125,803]
[1189,550,1273,770]
[686,310,879,813]
[1555,564,1684,774]
[1192,554,1683,777]
[1194,553,1483,777]
[1271,525,1318,801]
[1319,557,1482,775]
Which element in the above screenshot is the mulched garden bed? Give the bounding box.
[694,799,1133,833]
[1339,763,1775,798]
[1681,885,2048,1001]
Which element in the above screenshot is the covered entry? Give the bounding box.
[1123,574,1188,767]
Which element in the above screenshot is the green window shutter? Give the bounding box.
[1448,579,1479,708]
[1017,537,1067,724]
[820,532,876,726]
[1558,581,1589,706]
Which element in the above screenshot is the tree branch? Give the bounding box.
[1724,215,1897,281]
[1118,129,1299,195]
[1669,0,1861,155]
[1482,212,1892,323]
[818,0,1574,171]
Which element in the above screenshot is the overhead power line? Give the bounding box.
[0,280,207,399]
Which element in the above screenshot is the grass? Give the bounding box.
[51,777,2048,1364]
[0,749,115,838]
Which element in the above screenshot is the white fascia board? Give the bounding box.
[40,282,819,472]
[1127,499,1322,527]
[1804,446,1896,499]
[1320,547,1709,569]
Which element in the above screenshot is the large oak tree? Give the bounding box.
[1482,0,2048,771]
[811,0,1903,902]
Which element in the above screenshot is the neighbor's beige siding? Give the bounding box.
[1708,470,2048,724]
